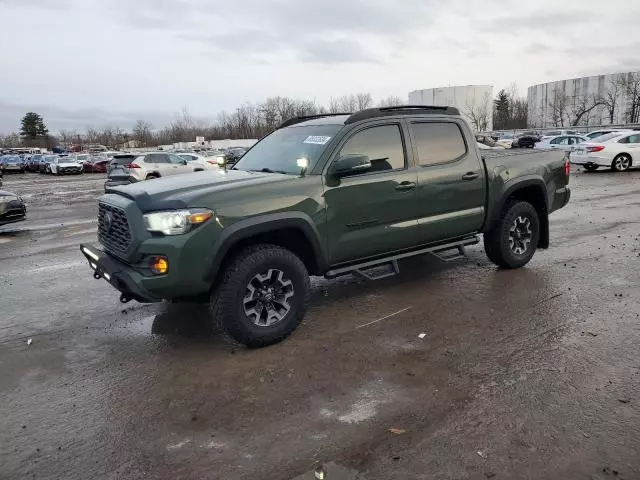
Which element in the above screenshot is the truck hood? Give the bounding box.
[107,169,294,211]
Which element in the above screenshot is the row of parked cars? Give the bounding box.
[476,128,639,172]
[0,146,250,178]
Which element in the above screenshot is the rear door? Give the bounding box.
[168,153,194,174]
[408,119,486,244]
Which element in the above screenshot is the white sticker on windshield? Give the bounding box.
[304,135,332,145]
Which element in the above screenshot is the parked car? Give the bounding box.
[26,154,43,172]
[104,152,205,189]
[39,155,58,173]
[71,154,92,172]
[570,131,640,172]
[224,147,248,165]
[87,154,112,173]
[542,129,580,138]
[512,132,542,148]
[1,156,26,173]
[48,156,84,175]
[583,129,632,140]
[475,134,504,149]
[176,152,220,170]
[534,135,588,152]
[0,189,27,226]
[495,133,516,148]
[81,105,571,348]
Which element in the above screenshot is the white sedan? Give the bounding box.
[534,135,589,152]
[176,153,222,170]
[570,131,640,172]
[48,157,84,175]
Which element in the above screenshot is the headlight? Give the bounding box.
[143,208,213,235]
[0,196,17,203]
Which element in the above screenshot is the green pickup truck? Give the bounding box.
[81,106,571,347]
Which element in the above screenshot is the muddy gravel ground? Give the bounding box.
[1,170,639,480]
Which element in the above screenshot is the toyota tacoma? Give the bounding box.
[81,106,571,347]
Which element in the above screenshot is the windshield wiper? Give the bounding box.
[247,168,289,174]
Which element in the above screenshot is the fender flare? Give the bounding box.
[204,212,328,281]
[483,176,550,248]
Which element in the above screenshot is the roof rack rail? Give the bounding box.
[345,105,460,124]
[278,113,352,129]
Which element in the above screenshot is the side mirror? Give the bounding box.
[181,159,188,165]
[329,155,371,177]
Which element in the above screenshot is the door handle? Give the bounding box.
[462,172,480,181]
[395,181,416,191]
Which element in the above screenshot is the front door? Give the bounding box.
[323,123,420,265]
[407,120,486,244]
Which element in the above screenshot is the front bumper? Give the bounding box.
[58,167,83,174]
[80,243,163,303]
[0,201,26,225]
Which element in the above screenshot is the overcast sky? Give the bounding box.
[1,0,639,133]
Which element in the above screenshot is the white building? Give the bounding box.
[408,85,494,131]
[527,71,640,128]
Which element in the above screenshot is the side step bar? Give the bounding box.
[325,236,479,280]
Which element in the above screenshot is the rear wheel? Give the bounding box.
[612,154,631,172]
[211,244,310,348]
[145,174,159,180]
[484,200,540,269]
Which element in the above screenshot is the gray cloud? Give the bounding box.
[117,0,437,63]
[298,38,378,64]
[479,10,594,34]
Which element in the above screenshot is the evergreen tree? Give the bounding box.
[493,90,510,129]
[20,112,49,139]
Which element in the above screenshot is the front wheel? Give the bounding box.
[612,154,631,172]
[484,200,540,269]
[211,244,310,348]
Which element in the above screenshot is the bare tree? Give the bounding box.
[604,76,624,124]
[569,94,605,126]
[378,96,404,107]
[355,93,373,110]
[327,97,342,114]
[620,72,640,124]
[0,132,21,148]
[464,92,492,132]
[132,120,153,147]
[548,88,569,127]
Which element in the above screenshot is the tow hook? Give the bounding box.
[93,271,101,280]
[119,294,132,304]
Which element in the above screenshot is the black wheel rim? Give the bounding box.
[509,215,532,255]
[243,268,294,327]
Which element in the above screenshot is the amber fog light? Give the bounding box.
[149,256,169,275]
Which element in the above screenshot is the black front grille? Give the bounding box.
[98,203,131,256]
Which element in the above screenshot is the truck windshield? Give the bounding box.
[233,125,342,174]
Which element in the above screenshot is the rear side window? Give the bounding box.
[619,135,640,144]
[147,154,169,163]
[411,122,467,166]
[338,124,406,172]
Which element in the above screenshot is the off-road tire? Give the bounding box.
[211,244,310,348]
[484,200,540,269]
